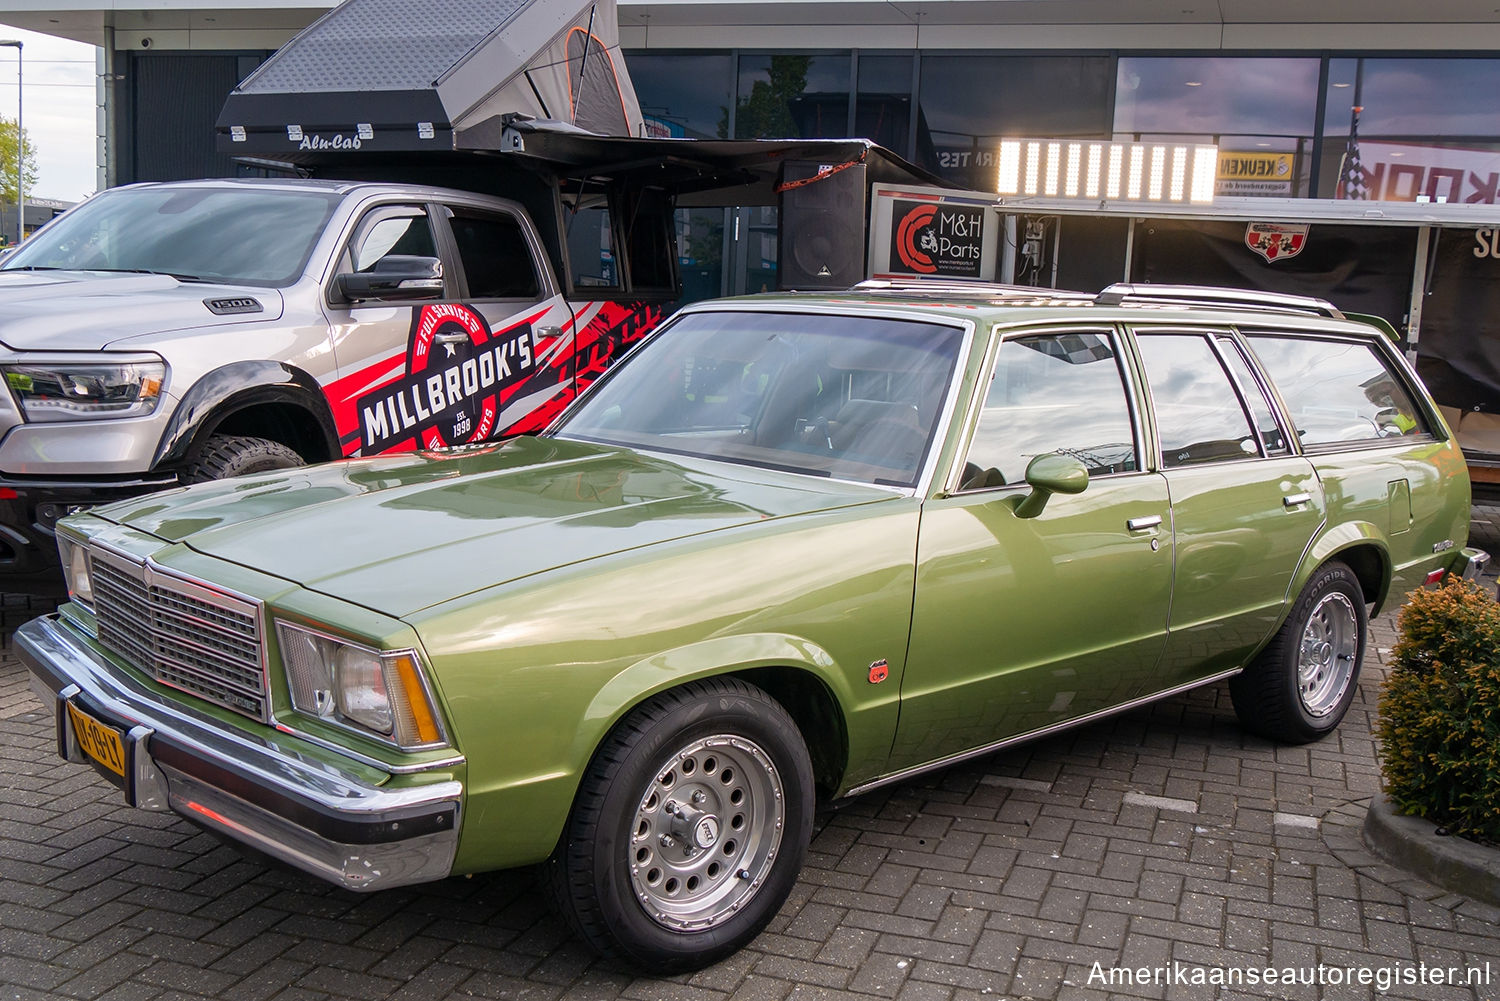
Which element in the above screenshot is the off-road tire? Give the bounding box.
[184,434,304,482]
[1230,561,1367,743]
[547,677,814,972]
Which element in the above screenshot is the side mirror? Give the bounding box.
[1014,453,1089,519]
[335,255,444,303]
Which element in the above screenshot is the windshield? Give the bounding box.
[3,186,344,287]
[556,310,965,488]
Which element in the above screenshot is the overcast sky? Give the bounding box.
[0,26,97,204]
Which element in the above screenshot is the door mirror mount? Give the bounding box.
[335,255,444,303]
[1015,453,1089,519]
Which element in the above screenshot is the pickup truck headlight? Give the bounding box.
[3,361,165,422]
[276,622,446,750]
[56,533,94,607]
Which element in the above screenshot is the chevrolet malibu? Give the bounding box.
[18,283,1486,970]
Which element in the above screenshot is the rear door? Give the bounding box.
[894,326,1172,771]
[1131,328,1324,691]
[439,203,577,436]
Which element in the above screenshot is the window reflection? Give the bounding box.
[735,54,852,139]
[1116,56,1319,198]
[964,332,1137,487]
[627,52,733,139]
[1136,334,1258,467]
[1247,335,1429,445]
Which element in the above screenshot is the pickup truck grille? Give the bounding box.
[91,549,268,722]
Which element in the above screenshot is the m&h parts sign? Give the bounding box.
[889,200,987,278]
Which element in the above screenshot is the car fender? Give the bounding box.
[151,361,341,469]
[575,631,865,770]
[1295,519,1393,614]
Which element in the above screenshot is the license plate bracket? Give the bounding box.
[65,698,127,784]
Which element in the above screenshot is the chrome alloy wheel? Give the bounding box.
[628,734,785,931]
[1297,591,1359,717]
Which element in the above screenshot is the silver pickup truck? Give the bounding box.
[0,177,668,590]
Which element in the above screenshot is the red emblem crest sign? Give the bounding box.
[1245,222,1310,263]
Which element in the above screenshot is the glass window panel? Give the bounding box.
[566,200,619,290]
[963,331,1137,487]
[1217,335,1290,455]
[856,54,913,157]
[675,207,725,304]
[916,55,1113,189]
[449,211,539,300]
[1136,334,1258,467]
[1246,334,1430,446]
[351,210,435,271]
[626,51,733,139]
[735,54,851,139]
[1116,57,1320,138]
[559,311,962,488]
[1321,58,1500,202]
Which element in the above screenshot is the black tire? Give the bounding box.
[184,434,304,482]
[1230,561,1367,743]
[547,678,815,972]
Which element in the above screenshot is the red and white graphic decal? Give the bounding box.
[1245,222,1310,263]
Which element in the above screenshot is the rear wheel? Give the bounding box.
[548,678,814,971]
[1230,561,1366,743]
[184,434,304,481]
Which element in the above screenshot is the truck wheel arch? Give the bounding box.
[152,361,341,472]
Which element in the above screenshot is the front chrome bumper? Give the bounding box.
[17,613,462,892]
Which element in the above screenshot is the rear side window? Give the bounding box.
[1137,333,1259,467]
[963,330,1138,486]
[1246,334,1430,447]
[449,211,541,300]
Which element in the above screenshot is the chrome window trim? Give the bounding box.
[947,321,1149,494]
[552,301,979,499]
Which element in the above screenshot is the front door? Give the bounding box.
[893,327,1173,772]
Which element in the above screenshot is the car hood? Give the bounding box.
[0,270,284,351]
[95,436,898,617]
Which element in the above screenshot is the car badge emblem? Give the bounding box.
[868,659,890,684]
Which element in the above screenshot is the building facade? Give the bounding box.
[9,1,1500,295]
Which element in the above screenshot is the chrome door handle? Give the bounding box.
[433,331,470,345]
[1127,515,1162,531]
[1283,492,1312,507]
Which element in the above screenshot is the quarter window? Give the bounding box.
[1217,335,1291,455]
[1136,333,1259,467]
[962,330,1137,488]
[1246,334,1430,446]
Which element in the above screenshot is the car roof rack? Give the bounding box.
[1094,283,1346,320]
[853,278,1095,302]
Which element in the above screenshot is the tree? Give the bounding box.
[0,117,40,220]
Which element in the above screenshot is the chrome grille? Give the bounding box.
[91,549,268,721]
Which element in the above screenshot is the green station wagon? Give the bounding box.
[19,282,1487,969]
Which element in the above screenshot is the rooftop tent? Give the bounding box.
[216,0,644,155]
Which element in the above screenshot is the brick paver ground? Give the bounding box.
[4,515,1500,1001]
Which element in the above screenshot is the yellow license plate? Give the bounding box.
[67,701,126,779]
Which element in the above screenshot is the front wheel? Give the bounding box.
[547,678,814,971]
[184,434,304,481]
[1230,561,1367,743]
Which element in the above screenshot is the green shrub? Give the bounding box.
[1377,576,1500,841]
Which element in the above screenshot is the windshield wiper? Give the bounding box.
[79,267,210,282]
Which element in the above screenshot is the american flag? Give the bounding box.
[1338,104,1370,200]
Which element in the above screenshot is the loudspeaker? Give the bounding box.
[777,161,867,291]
